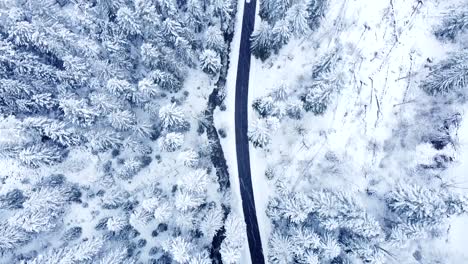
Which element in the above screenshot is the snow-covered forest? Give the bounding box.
[0,0,247,263]
[247,0,468,263]
[1,0,468,263]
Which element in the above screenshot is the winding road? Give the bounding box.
[234,0,266,263]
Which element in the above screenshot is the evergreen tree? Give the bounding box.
[116,7,142,35]
[434,9,468,41]
[199,206,223,241]
[59,98,98,127]
[0,223,30,252]
[86,130,122,152]
[108,110,136,131]
[248,117,277,148]
[98,247,129,264]
[106,216,128,232]
[200,49,222,75]
[287,3,310,37]
[272,19,291,51]
[386,183,467,224]
[286,100,304,119]
[169,237,193,263]
[178,149,200,167]
[307,0,328,30]
[204,26,226,52]
[251,21,274,60]
[16,143,63,168]
[221,213,246,264]
[268,232,295,264]
[421,51,468,96]
[174,190,204,211]
[178,169,209,194]
[159,103,185,130]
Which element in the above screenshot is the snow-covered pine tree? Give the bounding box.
[0,223,30,252]
[307,0,328,30]
[386,183,468,224]
[178,149,200,167]
[169,237,193,263]
[159,103,186,131]
[252,96,276,117]
[421,51,468,96]
[248,118,272,148]
[272,19,291,51]
[98,246,130,264]
[116,7,142,35]
[251,21,274,60]
[287,3,310,37]
[59,98,98,127]
[178,169,210,194]
[268,232,295,264]
[174,190,204,211]
[286,100,304,119]
[204,26,226,53]
[108,110,136,131]
[220,213,246,264]
[200,49,222,75]
[199,206,224,242]
[434,9,468,41]
[16,143,63,168]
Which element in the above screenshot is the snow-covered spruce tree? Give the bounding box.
[287,3,310,37]
[178,148,200,167]
[421,51,468,96]
[159,132,184,152]
[199,206,224,242]
[204,26,226,53]
[252,96,276,117]
[10,187,67,233]
[307,0,328,30]
[434,9,468,41]
[386,183,468,225]
[220,213,246,264]
[168,236,193,263]
[248,117,277,148]
[251,21,274,61]
[301,53,343,115]
[16,143,64,168]
[200,49,222,75]
[272,19,291,52]
[259,0,291,23]
[159,103,186,131]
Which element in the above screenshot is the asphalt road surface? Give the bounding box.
[234,0,266,263]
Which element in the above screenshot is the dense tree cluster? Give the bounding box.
[251,0,328,60]
[0,0,239,263]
